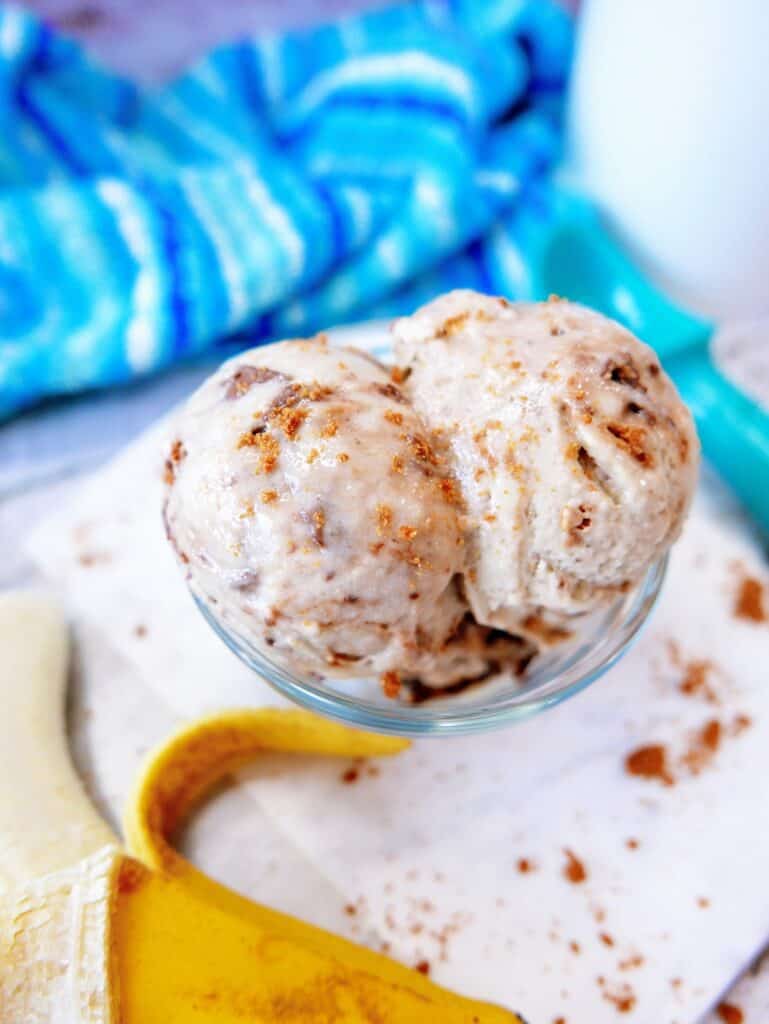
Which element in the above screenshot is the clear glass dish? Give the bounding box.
[193,554,667,737]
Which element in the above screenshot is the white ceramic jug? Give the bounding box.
[567,0,769,318]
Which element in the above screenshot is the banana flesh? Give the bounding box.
[0,848,119,1024]
[0,593,116,894]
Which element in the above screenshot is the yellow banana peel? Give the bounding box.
[0,594,524,1023]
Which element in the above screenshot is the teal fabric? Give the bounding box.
[0,0,572,418]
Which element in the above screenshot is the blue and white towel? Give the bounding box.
[0,0,572,419]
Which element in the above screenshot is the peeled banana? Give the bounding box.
[0,593,116,893]
[0,593,524,1023]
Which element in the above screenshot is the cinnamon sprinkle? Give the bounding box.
[437,477,461,506]
[381,671,401,699]
[406,433,439,466]
[733,713,752,734]
[376,504,393,534]
[272,404,308,439]
[601,983,636,1014]
[681,719,722,775]
[624,744,674,786]
[170,438,186,463]
[716,1003,744,1024]
[320,417,339,439]
[734,575,767,623]
[563,849,587,884]
[679,659,718,703]
[237,432,280,473]
[618,954,644,971]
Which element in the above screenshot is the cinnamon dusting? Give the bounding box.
[237,431,280,473]
[624,744,673,786]
[381,671,402,699]
[716,1003,744,1024]
[562,849,587,884]
[734,575,767,623]
[390,365,411,385]
[376,504,393,534]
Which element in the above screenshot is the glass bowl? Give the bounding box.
[193,554,667,737]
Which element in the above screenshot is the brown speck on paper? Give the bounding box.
[678,659,719,703]
[716,1003,744,1024]
[618,954,644,971]
[78,551,111,568]
[601,981,637,1014]
[624,744,674,786]
[562,849,587,884]
[681,719,722,775]
[734,575,767,623]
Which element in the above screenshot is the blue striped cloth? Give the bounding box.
[0,0,573,419]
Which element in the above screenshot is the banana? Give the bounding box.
[0,593,116,894]
[0,593,525,1023]
[0,848,119,1024]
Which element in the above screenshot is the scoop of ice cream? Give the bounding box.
[162,336,473,682]
[393,290,699,636]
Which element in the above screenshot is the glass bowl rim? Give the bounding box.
[193,554,668,737]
